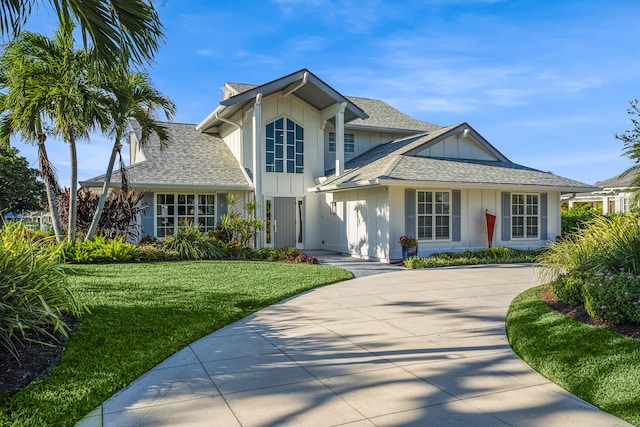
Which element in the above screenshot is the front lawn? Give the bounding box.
[0,261,352,427]
[506,285,640,426]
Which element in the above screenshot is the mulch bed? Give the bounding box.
[0,320,75,393]
[540,286,640,339]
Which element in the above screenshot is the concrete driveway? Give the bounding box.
[79,263,631,426]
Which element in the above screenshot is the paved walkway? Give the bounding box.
[78,256,631,426]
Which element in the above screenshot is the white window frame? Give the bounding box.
[511,193,539,239]
[417,190,451,241]
[328,132,355,153]
[265,117,304,174]
[155,193,216,237]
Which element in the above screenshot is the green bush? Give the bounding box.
[583,270,640,324]
[538,214,640,281]
[134,244,178,262]
[161,226,224,260]
[561,205,600,236]
[549,272,586,306]
[404,247,541,269]
[63,236,138,263]
[0,222,86,359]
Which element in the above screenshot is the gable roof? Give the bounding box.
[198,69,368,131]
[313,124,595,193]
[80,122,252,190]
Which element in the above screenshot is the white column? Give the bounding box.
[252,93,263,247]
[335,102,347,176]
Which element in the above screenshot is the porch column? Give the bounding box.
[252,93,263,247]
[335,102,347,176]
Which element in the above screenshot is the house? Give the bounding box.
[565,171,638,214]
[81,69,595,262]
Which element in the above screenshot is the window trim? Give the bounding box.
[265,117,304,174]
[328,132,356,154]
[155,192,216,238]
[510,192,539,240]
[416,190,452,241]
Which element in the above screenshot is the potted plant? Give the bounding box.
[399,235,418,259]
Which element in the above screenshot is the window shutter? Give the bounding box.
[140,192,154,237]
[405,189,416,236]
[540,192,548,240]
[501,192,511,241]
[452,190,461,241]
[217,193,228,218]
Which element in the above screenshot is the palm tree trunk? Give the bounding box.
[85,138,120,241]
[37,135,64,242]
[68,131,78,242]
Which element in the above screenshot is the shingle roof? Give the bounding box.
[220,84,440,133]
[81,122,252,190]
[594,170,638,189]
[316,126,595,193]
[345,97,441,132]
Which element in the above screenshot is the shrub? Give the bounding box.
[561,205,601,236]
[213,195,263,246]
[134,244,178,262]
[404,247,541,269]
[549,272,586,306]
[538,214,640,281]
[0,222,85,359]
[583,270,640,324]
[63,236,138,263]
[161,226,224,260]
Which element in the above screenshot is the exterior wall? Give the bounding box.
[322,125,405,173]
[387,186,561,261]
[218,112,244,165]
[413,134,497,160]
[320,187,390,261]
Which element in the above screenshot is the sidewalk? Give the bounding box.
[78,259,632,426]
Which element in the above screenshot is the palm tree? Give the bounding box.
[0,0,163,66]
[85,70,175,241]
[0,21,109,242]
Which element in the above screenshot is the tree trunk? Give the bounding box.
[85,138,120,241]
[68,131,78,243]
[37,136,64,242]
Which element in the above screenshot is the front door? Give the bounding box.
[273,197,297,248]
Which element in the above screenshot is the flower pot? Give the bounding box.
[402,246,418,260]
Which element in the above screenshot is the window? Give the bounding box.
[328,132,355,153]
[623,197,631,213]
[417,191,450,240]
[156,193,215,237]
[266,118,303,173]
[511,193,538,239]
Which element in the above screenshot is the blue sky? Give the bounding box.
[10,0,640,187]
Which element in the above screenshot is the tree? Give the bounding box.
[0,145,46,213]
[0,22,109,242]
[0,0,163,67]
[85,70,175,241]
[616,99,640,193]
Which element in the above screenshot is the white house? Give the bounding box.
[565,171,638,214]
[82,69,595,262]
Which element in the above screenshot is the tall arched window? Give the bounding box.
[265,118,303,174]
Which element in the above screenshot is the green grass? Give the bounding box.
[0,261,352,427]
[506,285,640,426]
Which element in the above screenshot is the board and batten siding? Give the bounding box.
[393,187,560,260]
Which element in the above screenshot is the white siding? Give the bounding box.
[413,134,497,161]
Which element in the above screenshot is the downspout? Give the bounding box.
[283,71,309,97]
[252,93,263,247]
[335,102,347,177]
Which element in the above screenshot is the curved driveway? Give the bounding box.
[82,262,631,426]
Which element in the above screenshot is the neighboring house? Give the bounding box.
[565,171,639,214]
[81,68,595,262]
[3,210,52,231]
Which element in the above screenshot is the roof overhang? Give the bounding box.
[197,69,368,132]
[310,178,598,194]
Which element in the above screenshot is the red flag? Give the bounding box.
[485,212,496,248]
